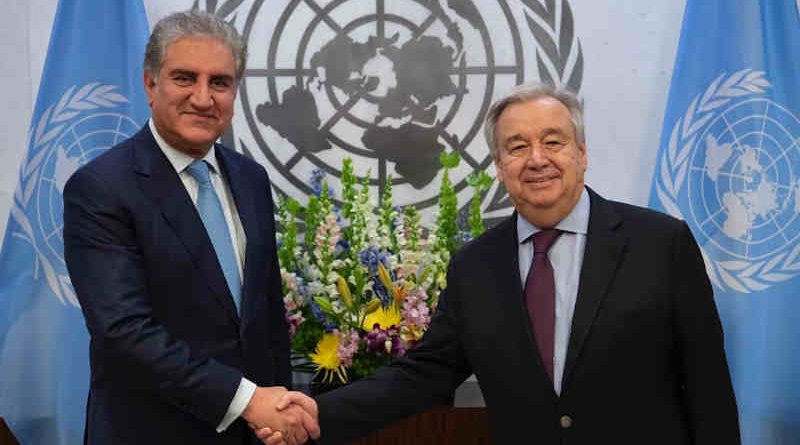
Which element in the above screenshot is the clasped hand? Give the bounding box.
[241,387,319,445]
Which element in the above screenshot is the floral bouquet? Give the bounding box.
[277,155,492,386]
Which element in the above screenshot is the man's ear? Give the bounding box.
[494,156,506,184]
[578,143,587,172]
[143,71,156,107]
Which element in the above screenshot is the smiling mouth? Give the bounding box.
[184,112,216,120]
[524,176,559,185]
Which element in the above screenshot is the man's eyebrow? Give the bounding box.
[539,127,568,138]
[168,68,196,77]
[503,134,527,145]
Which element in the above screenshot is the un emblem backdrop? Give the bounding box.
[206,0,584,222]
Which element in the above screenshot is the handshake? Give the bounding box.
[241,386,320,445]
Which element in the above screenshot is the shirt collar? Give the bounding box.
[148,118,220,175]
[517,187,591,244]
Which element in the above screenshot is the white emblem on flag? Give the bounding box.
[11,83,139,306]
[657,70,800,292]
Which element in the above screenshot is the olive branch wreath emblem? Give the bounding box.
[522,0,583,93]
[11,83,129,307]
[655,69,800,293]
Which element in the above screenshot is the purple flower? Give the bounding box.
[364,324,387,354]
[365,324,405,357]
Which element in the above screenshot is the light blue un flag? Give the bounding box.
[649,1,800,443]
[0,1,149,443]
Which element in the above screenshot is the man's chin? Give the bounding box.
[519,192,560,210]
[179,131,222,148]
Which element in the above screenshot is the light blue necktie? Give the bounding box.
[185,159,242,313]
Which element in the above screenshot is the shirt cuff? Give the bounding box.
[216,377,257,432]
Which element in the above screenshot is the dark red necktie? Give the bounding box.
[525,229,562,382]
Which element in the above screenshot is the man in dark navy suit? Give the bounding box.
[64,11,317,445]
[268,83,740,445]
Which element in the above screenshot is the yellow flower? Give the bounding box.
[336,276,352,308]
[362,304,402,331]
[310,333,347,384]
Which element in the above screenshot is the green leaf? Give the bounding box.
[314,296,335,315]
[439,151,461,169]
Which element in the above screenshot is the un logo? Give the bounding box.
[12,83,138,306]
[656,70,800,292]
[224,0,583,221]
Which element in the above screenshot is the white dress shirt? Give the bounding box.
[517,188,589,395]
[149,120,255,432]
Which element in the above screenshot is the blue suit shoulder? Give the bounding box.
[64,133,138,199]
[215,142,272,184]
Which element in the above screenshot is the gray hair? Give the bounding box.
[144,10,247,81]
[484,83,585,159]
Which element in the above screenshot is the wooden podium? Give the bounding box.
[348,406,490,445]
[0,408,489,445]
[0,418,19,445]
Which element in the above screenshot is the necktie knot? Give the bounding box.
[186,160,212,186]
[532,229,561,255]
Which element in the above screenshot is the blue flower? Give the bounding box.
[372,279,391,305]
[294,273,309,298]
[335,239,350,256]
[310,168,335,199]
[309,299,337,331]
[310,168,326,197]
[359,246,381,272]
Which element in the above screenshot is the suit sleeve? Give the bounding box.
[63,167,242,427]
[671,221,740,444]
[315,258,473,445]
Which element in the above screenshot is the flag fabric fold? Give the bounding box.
[648,1,800,443]
[0,1,149,443]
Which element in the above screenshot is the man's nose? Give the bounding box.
[525,145,550,167]
[189,82,213,108]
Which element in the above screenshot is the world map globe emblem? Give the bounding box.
[686,98,800,262]
[235,0,538,215]
[35,113,140,267]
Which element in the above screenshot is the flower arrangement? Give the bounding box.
[277,154,492,386]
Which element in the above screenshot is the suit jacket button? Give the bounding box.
[560,415,573,429]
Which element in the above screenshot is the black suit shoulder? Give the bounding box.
[450,215,515,264]
[605,197,684,228]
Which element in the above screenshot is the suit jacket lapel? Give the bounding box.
[562,188,627,388]
[131,126,240,325]
[214,146,261,326]
[490,214,560,400]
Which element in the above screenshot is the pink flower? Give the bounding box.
[401,288,431,330]
[336,330,360,367]
[286,312,305,339]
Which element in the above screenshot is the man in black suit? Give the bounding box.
[268,83,740,444]
[63,11,317,445]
